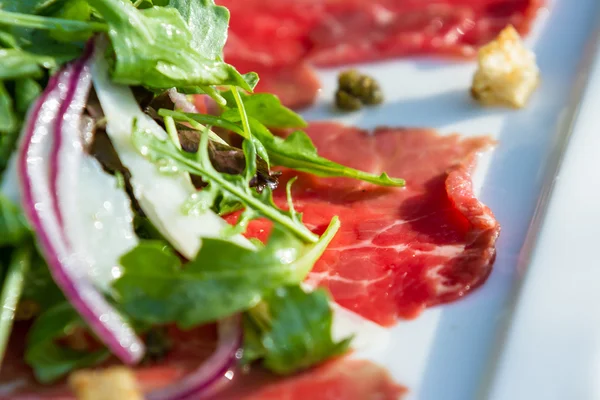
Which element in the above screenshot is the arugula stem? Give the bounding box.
[163,115,196,187]
[285,177,299,224]
[0,246,31,366]
[0,10,109,33]
[164,116,182,150]
[158,109,231,144]
[292,216,339,280]
[231,86,252,140]
[199,86,227,107]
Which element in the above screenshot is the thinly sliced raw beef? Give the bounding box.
[220,0,543,108]
[222,0,543,65]
[228,58,321,111]
[306,0,544,65]
[231,122,500,326]
[225,359,406,400]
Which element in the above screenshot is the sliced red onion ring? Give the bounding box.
[148,315,243,400]
[17,49,144,364]
[52,49,139,293]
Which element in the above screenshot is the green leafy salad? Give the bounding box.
[0,0,404,396]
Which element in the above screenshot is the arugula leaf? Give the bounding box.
[0,246,30,365]
[245,286,352,375]
[25,302,109,383]
[0,30,18,48]
[0,82,16,135]
[167,0,229,59]
[0,196,63,315]
[0,117,21,177]
[114,217,339,327]
[0,48,55,80]
[242,72,259,91]
[89,0,250,90]
[21,251,66,314]
[14,29,84,65]
[132,0,171,9]
[222,92,306,129]
[48,0,94,42]
[0,10,86,68]
[132,125,317,242]
[241,312,265,364]
[247,118,405,187]
[15,78,42,114]
[0,9,106,35]
[0,0,64,14]
[0,194,30,246]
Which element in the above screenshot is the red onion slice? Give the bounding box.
[52,50,139,293]
[148,316,243,400]
[17,51,144,364]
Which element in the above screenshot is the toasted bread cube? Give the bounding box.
[471,25,539,108]
[69,367,143,400]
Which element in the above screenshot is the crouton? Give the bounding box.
[471,25,539,108]
[69,367,142,400]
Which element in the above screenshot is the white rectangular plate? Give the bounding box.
[300,0,600,398]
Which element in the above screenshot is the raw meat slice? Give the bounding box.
[226,359,406,400]
[220,0,543,107]
[306,0,544,65]
[221,0,542,65]
[232,122,500,325]
[227,57,321,110]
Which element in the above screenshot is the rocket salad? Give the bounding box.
[0,0,404,397]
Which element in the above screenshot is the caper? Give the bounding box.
[336,69,384,110]
[335,89,362,111]
[338,69,361,92]
[351,76,384,105]
[362,85,384,105]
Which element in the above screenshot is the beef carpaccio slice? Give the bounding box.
[232,122,500,325]
[228,59,321,111]
[220,0,543,108]
[224,359,406,400]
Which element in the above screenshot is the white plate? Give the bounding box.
[301,1,600,399]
